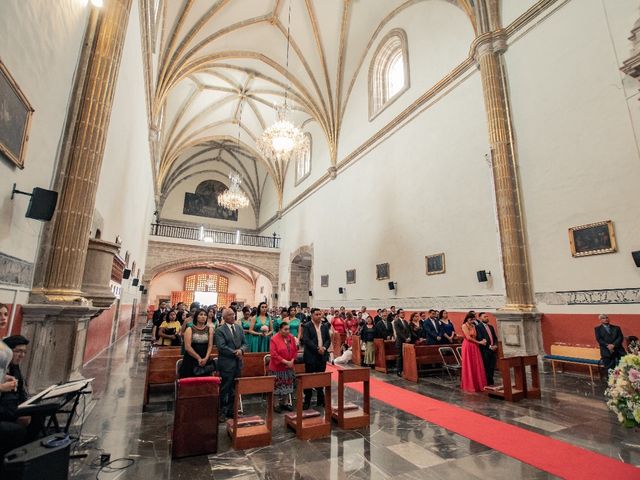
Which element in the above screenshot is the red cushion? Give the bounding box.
[226,416,265,429]
[284,409,322,420]
[178,376,221,386]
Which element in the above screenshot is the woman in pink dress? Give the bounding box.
[460,311,487,393]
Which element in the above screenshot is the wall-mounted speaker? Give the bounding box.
[122,268,131,279]
[308,290,313,297]
[338,287,345,294]
[476,270,489,282]
[139,285,144,291]
[633,250,640,268]
[273,293,278,300]
[132,278,139,286]
[11,184,59,222]
[388,281,396,291]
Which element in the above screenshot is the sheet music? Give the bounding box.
[18,385,55,409]
[42,378,94,400]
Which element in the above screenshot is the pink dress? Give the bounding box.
[460,323,487,393]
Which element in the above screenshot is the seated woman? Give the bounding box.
[179,309,215,378]
[158,310,181,346]
[268,321,298,413]
[439,310,456,344]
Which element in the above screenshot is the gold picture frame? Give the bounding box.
[426,253,445,275]
[0,59,34,169]
[568,220,617,257]
[376,263,390,280]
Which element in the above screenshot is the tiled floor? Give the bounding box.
[68,325,639,479]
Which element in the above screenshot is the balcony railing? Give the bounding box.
[150,223,280,249]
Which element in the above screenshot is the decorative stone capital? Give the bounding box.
[471,29,508,63]
[327,166,337,180]
[620,17,640,80]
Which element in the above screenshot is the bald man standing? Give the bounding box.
[214,308,247,422]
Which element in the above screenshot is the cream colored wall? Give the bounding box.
[254,274,273,306]
[506,0,640,308]
[95,0,154,308]
[148,268,254,306]
[0,0,89,303]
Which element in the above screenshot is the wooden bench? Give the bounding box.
[227,376,274,450]
[285,372,332,440]
[374,339,398,373]
[402,343,462,383]
[332,368,370,429]
[543,345,602,383]
[351,335,362,366]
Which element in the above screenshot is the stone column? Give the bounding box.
[24,0,133,389]
[474,31,542,356]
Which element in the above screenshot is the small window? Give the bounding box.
[295,133,312,185]
[369,29,410,120]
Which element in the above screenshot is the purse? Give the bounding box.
[193,358,217,376]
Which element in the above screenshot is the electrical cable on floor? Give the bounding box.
[94,457,135,479]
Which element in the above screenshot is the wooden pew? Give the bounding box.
[402,343,462,383]
[285,372,332,440]
[331,332,347,358]
[144,348,182,409]
[332,368,370,429]
[240,352,269,377]
[227,376,275,450]
[543,344,602,383]
[374,339,398,373]
[351,335,362,366]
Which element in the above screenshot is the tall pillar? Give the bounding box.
[474,29,542,356]
[24,0,133,390]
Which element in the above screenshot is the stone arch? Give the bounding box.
[147,256,277,285]
[289,245,314,307]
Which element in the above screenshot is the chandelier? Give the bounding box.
[217,171,250,210]
[257,0,307,165]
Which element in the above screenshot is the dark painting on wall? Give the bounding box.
[376,263,389,280]
[426,253,445,275]
[346,269,356,284]
[183,180,238,221]
[321,275,329,287]
[0,60,34,169]
[569,220,616,257]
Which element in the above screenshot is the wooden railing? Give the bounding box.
[150,223,280,249]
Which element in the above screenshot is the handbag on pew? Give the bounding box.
[193,358,217,376]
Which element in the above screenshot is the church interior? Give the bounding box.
[0,0,639,478]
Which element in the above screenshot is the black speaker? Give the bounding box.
[132,278,139,286]
[477,270,488,282]
[273,293,278,300]
[338,287,344,294]
[3,434,71,480]
[633,251,640,268]
[143,288,148,294]
[25,188,58,221]
[139,285,144,291]
[123,268,131,279]
[308,290,313,297]
[301,302,308,308]
[388,281,396,290]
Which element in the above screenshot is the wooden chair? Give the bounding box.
[521,355,541,399]
[438,346,462,380]
[374,339,397,373]
[332,368,370,429]
[284,372,332,440]
[172,376,220,458]
[227,376,275,450]
[485,356,525,402]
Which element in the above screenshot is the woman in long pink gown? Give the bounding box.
[460,312,487,393]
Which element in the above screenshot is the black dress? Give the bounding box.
[179,325,212,378]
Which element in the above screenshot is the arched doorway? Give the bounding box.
[289,246,313,307]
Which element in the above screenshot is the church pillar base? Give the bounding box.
[494,311,543,358]
[21,304,99,391]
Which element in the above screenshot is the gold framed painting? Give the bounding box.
[426,253,445,275]
[376,263,390,280]
[0,59,34,169]
[568,220,617,257]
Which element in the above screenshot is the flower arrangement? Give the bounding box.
[260,325,269,333]
[605,353,640,428]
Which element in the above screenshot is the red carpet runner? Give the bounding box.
[327,365,638,479]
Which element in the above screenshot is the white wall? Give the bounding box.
[0,0,89,303]
[148,268,254,306]
[95,0,155,307]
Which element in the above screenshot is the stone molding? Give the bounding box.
[0,252,33,287]
[313,294,506,311]
[536,288,640,305]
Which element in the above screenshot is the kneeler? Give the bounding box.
[332,367,370,429]
[226,376,275,450]
[172,376,220,458]
[284,372,332,440]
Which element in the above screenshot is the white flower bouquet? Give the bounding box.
[605,353,640,428]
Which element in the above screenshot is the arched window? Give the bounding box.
[295,133,312,185]
[368,29,410,120]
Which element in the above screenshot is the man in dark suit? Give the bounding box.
[375,310,394,340]
[301,308,331,409]
[151,301,168,340]
[595,314,625,370]
[476,312,498,385]
[214,308,248,422]
[422,309,443,345]
[393,309,412,377]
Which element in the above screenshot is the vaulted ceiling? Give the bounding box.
[140,0,477,219]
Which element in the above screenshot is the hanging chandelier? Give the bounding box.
[257,0,307,166]
[217,171,250,210]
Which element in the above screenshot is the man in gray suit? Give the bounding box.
[214,308,247,422]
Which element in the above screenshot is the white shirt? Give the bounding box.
[313,321,323,345]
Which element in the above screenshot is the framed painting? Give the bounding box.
[569,220,617,257]
[321,275,329,287]
[0,59,34,169]
[426,253,445,275]
[376,263,390,280]
[346,269,356,284]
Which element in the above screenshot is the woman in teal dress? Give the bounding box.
[284,306,302,341]
[249,302,273,352]
[240,306,254,349]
